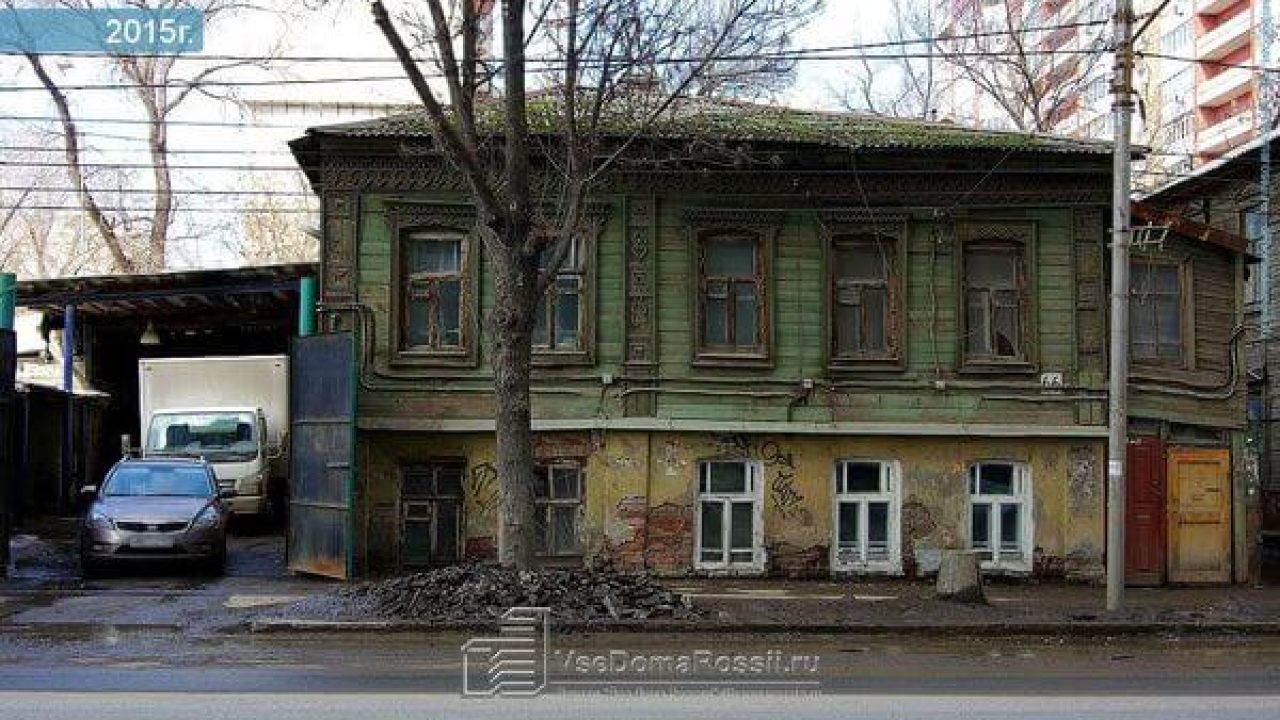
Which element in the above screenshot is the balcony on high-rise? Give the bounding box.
[1196,9,1253,60]
[1197,65,1253,107]
[1196,111,1254,153]
[1197,0,1244,15]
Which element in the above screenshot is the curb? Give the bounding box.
[246,618,1280,636]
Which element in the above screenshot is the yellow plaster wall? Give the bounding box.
[357,431,1105,579]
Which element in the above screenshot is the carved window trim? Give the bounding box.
[956,220,1038,374]
[531,209,608,367]
[822,213,907,372]
[389,203,479,368]
[686,210,778,368]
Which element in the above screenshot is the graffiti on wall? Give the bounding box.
[710,434,806,521]
[468,463,500,517]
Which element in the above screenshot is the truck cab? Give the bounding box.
[143,407,277,515]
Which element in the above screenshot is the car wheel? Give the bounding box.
[80,553,105,579]
[203,544,227,576]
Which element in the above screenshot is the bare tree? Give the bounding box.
[936,0,1109,132]
[0,143,114,278]
[835,0,943,119]
[12,0,278,273]
[227,171,319,265]
[367,0,819,568]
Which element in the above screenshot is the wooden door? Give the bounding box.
[1167,447,1231,583]
[1125,438,1166,586]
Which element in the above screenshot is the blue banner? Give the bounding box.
[0,8,204,54]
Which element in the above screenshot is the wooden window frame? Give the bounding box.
[399,460,466,569]
[831,459,902,575]
[687,212,778,368]
[956,221,1037,374]
[388,203,479,368]
[1129,257,1193,370]
[967,460,1032,573]
[694,459,765,574]
[531,210,607,367]
[533,461,584,558]
[823,214,907,371]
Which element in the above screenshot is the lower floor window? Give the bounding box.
[696,460,762,569]
[833,459,899,572]
[534,463,582,556]
[968,461,1031,568]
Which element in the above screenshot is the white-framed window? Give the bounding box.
[831,459,900,574]
[968,461,1032,571]
[695,460,763,572]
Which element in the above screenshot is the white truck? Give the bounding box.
[137,355,289,516]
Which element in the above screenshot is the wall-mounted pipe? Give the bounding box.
[298,276,317,337]
[0,272,15,331]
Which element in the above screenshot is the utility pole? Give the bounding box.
[1106,0,1135,613]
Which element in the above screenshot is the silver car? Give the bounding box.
[80,457,231,575]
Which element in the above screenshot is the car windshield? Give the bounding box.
[146,411,258,463]
[102,465,213,497]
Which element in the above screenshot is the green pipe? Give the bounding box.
[0,273,14,331]
[298,276,317,337]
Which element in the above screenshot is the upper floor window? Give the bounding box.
[1242,207,1265,306]
[401,233,466,352]
[831,235,899,364]
[963,241,1028,363]
[1160,21,1192,57]
[534,237,585,353]
[697,231,768,359]
[1130,260,1186,366]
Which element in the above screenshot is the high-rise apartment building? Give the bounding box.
[935,0,1274,187]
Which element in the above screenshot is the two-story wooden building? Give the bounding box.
[289,98,1251,583]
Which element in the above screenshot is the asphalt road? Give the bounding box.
[0,692,1278,720]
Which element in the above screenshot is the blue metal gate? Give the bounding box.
[287,332,355,579]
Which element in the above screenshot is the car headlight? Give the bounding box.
[86,509,115,531]
[189,505,220,531]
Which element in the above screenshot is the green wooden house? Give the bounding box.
[290,98,1250,583]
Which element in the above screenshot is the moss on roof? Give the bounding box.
[307,95,1111,155]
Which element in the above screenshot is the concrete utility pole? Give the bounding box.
[1107,0,1136,613]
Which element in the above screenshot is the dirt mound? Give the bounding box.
[286,565,697,623]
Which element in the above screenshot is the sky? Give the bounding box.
[0,1,890,271]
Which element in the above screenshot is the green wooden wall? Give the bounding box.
[346,190,1241,432]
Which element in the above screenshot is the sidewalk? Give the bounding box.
[252,577,1280,636]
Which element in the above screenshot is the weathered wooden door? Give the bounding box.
[1125,438,1166,586]
[287,332,355,579]
[1167,447,1231,583]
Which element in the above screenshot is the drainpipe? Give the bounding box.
[0,273,14,331]
[298,276,318,337]
[62,304,76,509]
[0,272,13,573]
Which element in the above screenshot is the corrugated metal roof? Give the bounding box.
[304,96,1113,155]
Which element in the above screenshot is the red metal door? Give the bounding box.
[1125,438,1166,586]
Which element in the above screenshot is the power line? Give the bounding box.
[0,16,1111,64]
[1136,51,1280,74]
[1,186,317,197]
[0,48,1114,93]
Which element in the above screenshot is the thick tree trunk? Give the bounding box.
[491,239,538,569]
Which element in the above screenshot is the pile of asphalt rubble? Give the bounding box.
[291,565,698,622]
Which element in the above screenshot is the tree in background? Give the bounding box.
[834,0,943,119]
[11,0,280,273]
[370,0,820,567]
[840,0,1108,134]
